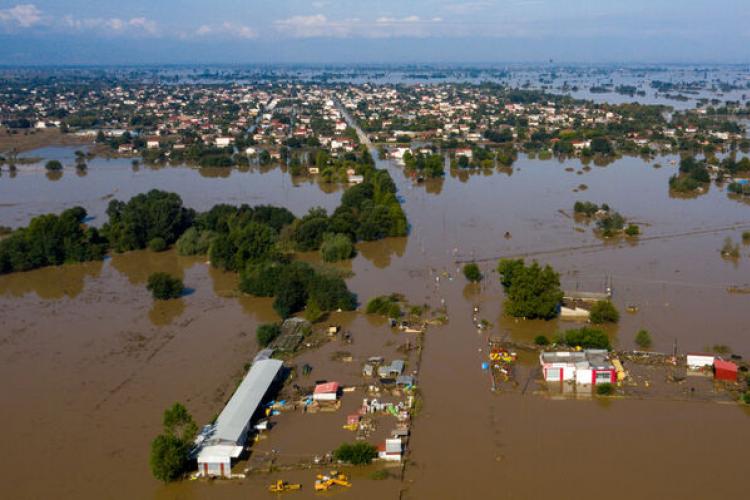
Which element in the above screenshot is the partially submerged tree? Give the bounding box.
[256,323,281,347]
[589,300,620,324]
[147,272,184,300]
[497,258,563,320]
[462,262,483,283]
[45,159,63,171]
[559,326,611,350]
[635,329,652,349]
[150,403,197,483]
[333,442,378,465]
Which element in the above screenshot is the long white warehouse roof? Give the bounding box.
[212,358,283,444]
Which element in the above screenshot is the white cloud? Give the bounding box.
[444,1,493,14]
[61,14,159,36]
[194,22,257,39]
[274,14,443,39]
[0,3,42,28]
[273,14,356,38]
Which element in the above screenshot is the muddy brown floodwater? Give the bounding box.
[1,147,749,499]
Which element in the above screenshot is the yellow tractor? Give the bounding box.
[313,471,352,491]
[268,479,302,493]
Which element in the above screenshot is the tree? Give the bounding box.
[320,233,354,262]
[462,263,483,282]
[624,224,640,236]
[333,442,378,465]
[150,434,190,483]
[273,275,309,318]
[497,259,562,320]
[102,190,194,252]
[635,329,652,349]
[148,237,167,252]
[147,272,184,300]
[589,300,620,324]
[163,402,198,441]
[0,207,107,275]
[150,403,197,483]
[534,335,549,346]
[561,327,611,349]
[256,323,281,347]
[45,160,63,171]
[176,227,214,256]
[590,137,613,155]
[366,294,402,318]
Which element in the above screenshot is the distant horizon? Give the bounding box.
[1,60,749,68]
[1,1,748,66]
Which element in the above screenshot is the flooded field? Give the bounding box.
[1,145,749,499]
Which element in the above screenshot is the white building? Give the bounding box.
[196,359,283,477]
[540,350,615,385]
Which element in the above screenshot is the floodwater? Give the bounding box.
[1,144,750,499]
[3,148,343,228]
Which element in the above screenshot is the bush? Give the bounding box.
[463,262,483,282]
[635,329,652,349]
[333,442,378,465]
[370,469,390,480]
[624,224,640,236]
[596,212,625,237]
[721,237,740,258]
[176,227,214,256]
[320,232,354,262]
[147,272,184,300]
[148,237,167,252]
[589,300,619,324]
[743,231,750,242]
[573,201,600,217]
[596,383,615,396]
[45,159,63,171]
[256,323,281,347]
[561,327,611,349]
[497,259,563,320]
[366,294,402,318]
[534,335,550,346]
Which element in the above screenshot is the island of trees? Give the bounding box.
[573,201,639,237]
[0,159,408,322]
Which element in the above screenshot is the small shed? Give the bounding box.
[713,359,738,382]
[378,438,403,461]
[313,382,340,402]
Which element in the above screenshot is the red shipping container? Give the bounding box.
[713,359,738,382]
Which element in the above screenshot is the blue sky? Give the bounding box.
[0,1,748,64]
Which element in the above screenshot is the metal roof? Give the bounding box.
[210,358,283,445]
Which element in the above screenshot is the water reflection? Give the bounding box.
[148,298,186,326]
[357,237,407,269]
[0,259,103,299]
[198,167,232,178]
[109,249,198,285]
[46,170,63,181]
[424,178,444,195]
[207,265,239,298]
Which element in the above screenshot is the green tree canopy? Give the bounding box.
[497,259,562,319]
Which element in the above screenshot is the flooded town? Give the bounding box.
[1,2,750,499]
